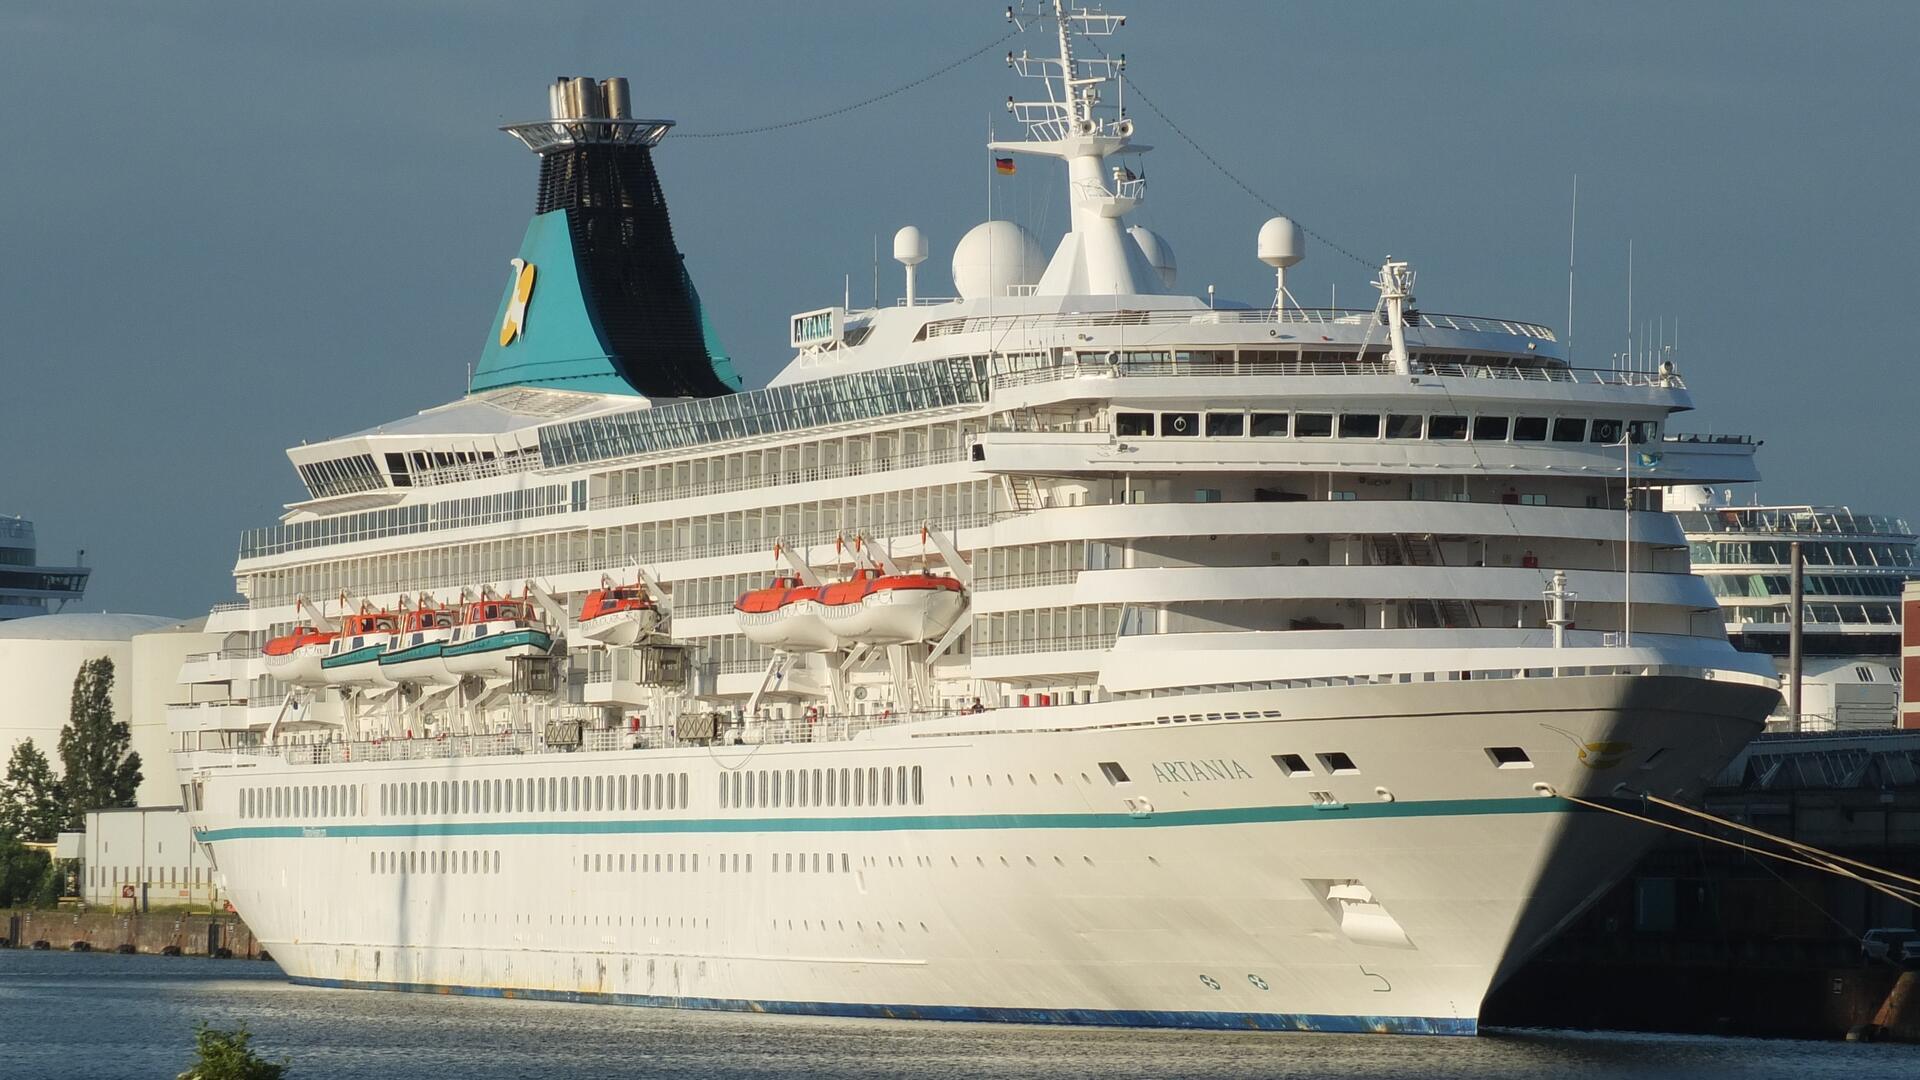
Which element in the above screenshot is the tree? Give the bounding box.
[178,1024,289,1080]
[0,738,67,843]
[57,657,142,831]
[0,832,53,908]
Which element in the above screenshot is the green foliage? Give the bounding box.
[57,656,142,831]
[0,831,53,908]
[1,738,67,843]
[177,1024,289,1080]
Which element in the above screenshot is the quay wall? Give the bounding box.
[0,909,264,959]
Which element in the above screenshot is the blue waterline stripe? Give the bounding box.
[320,645,382,669]
[441,630,551,658]
[198,795,1573,843]
[286,975,1477,1036]
[378,642,444,666]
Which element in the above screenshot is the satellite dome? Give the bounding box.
[951,221,1046,301]
[892,225,928,267]
[1127,226,1177,288]
[1258,216,1305,269]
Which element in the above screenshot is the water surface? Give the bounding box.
[0,951,1906,1079]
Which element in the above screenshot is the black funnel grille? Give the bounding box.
[535,143,732,399]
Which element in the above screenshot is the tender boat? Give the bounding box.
[261,625,338,687]
[734,575,838,652]
[319,612,401,688]
[577,583,662,647]
[821,570,966,646]
[442,598,554,679]
[378,605,460,686]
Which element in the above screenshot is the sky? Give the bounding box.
[2,0,1916,619]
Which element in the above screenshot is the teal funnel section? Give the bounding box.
[470,212,739,397]
[472,211,637,395]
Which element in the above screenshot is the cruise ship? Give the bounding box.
[170,5,1780,1035]
[1676,487,1917,730]
[0,516,89,621]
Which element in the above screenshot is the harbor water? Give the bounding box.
[1,950,1910,1079]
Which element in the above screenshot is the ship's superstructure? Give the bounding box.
[0,516,88,621]
[171,5,1779,1035]
[1676,487,1917,730]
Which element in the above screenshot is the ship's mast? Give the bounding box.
[998,2,1164,297]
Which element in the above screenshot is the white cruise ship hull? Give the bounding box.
[186,672,1769,1035]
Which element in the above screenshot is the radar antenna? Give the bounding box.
[997,2,1164,296]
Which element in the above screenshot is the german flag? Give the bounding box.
[994,157,1016,175]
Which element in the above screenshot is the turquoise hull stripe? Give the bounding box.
[321,645,383,670]
[198,795,1574,844]
[378,642,444,667]
[441,629,550,659]
[286,976,1476,1035]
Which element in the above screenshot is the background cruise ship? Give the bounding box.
[0,516,89,621]
[170,4,1779,1035]
[1676,487,1918,730]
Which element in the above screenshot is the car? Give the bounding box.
[1902,940,1920,970]
[1861,928,1920,963]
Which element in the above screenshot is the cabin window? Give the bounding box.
[1316,752,1360,775]
[1513,416,1549,442]
[1428,415,1468,440]
[1473,416,1510,441]
[1161,412,1199,437]
[912,766,923,805]
[1295,413,1333,438]
[1552,418,1587,442]
[1205,412,1245,437]
[770,770,783,808]
[854,769,865,807]
[1115,412,1155,437]
[1272,753,1311,777]
[1384,414,1423,439]
[1486,746,1533,769]
[1250,412,1289,437]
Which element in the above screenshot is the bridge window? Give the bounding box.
[1429,415,1468,440]
[1161,412,1198,437]
[1205,412,1245,437]
[1339,413,1381,439]
[1295,413,1333,438]
[1514,416,1549,442]
[1552,418,1587,442]
[1250,412,1289,437]
[1473,416,1510,441]
[1115,412,1155,437]
[1589,418,1625,444]
[1384,414,1423,439]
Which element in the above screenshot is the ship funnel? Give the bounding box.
[602,77,631,120]
[481,77,741,399]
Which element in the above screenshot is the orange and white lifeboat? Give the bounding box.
[578,584,661,647]
[822,571,966,646]
[320,612,402,688]
[733,576,838,652]
[378,606,461,686]
[261,625,338,687]
[444,598,555,679]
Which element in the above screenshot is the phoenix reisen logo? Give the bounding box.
[1152,759,1254,783]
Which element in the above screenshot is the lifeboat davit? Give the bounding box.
[734,575,838,652]
[443,598,554,679]
[378,606,460,686]
[262,625,338,687]
[320,612,402,688]
[578,584,661,647]
[821,570,966,646]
